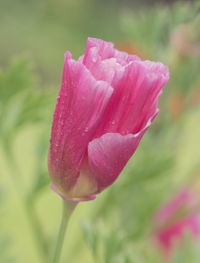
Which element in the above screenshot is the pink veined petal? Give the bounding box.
[130,60,169,132]
[82,38,141,85]
[82,46,121,84]
[82,44,124,85]
[48,52,113,194]
[83,37,141,65]
[83,38,115,63]
[113,49,141,65]
[92,60,169,138]
[88,116,154,193]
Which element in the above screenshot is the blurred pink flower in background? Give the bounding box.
[153,188,200,262]
[48,38,169,201]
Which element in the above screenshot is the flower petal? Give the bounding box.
[83,37,140,64]
[48,52,113,194]
[83,38,115,62]
[82,38,141,84]
[83,46,121,84]
[155,189,198,224]
[157,215,200,250]
[93,60,169,138]
[88,117,153,192]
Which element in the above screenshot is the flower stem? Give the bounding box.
[51,200,77,263]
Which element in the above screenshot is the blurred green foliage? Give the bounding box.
[0,59,53,141]
[172,234,200,263]
[0,0,200,263]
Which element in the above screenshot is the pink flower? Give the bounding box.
[153,189,200,259]
[48,38,169,201]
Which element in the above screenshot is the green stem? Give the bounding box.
[51,200,77,263]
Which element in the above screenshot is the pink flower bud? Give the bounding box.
[48,38,169,201]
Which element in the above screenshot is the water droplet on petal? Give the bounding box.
[92,57,97,63]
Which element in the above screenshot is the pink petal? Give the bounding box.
[48,52,113,194]
[93,60,169,138]
[83,43,122,84]
[157,214,200,250]
[113,49,141,65]
[155,189,198,223]
[83,38,114,62]
[82,38,141,84]
[83,37,140,64]
[88,117,154,192]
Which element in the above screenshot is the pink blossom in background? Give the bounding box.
[48,38,169,201]
[153,189,200,261]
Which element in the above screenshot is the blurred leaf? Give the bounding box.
[0,59,34,103]
[120,7,170,58]
[81,220,98,261]
[102,231,123,263]
[0,237,14,263]
[0,58,54,143]
[120,1,200,59]
[172,233,200,263]
[0,188,14,263]
[170,57,200,93]
[122,151,173,187]
[30,132,50,197]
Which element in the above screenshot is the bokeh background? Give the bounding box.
[0,0,200,262]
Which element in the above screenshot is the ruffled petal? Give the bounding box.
[92,60,169,138]
[83,38,115,62]
[48,52,113,195]
[83,37,140,64]
[82,38,141,84]
[83,44,123,84]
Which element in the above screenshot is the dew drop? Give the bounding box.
[92,57,97,63]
